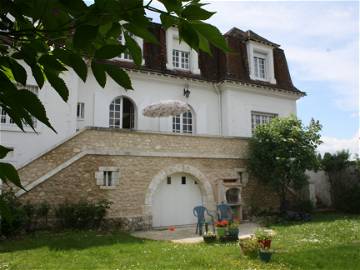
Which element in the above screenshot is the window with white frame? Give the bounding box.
[109,96,135,129]
[254,53,266,79]
[95,167,120,189]
[247,41,276,84]
[77,102,85,120]
[0,84,38,127]
[172,49,190,70]
[166,27,200,74]
[172,110,193,134]
[117,34,132,60]
[251,111,277,133]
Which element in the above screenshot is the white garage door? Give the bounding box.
[152,173,203,228]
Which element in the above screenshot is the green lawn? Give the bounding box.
[0,214,359,270]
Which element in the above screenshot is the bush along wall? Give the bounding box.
[0,191,111,238]
[55,200,111,229]
[321,151,360,214]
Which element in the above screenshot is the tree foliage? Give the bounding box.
[0,0,228,193]
[248,116,322,204]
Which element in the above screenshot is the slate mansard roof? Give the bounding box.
[112,23,303,95]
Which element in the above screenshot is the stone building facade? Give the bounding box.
[1,23,303,230]
[16,128,279,230]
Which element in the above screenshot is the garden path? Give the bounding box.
[131,222,260,244]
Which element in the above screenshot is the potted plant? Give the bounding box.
[255,229,273,249]
[259,248,273,263]
[227,220,240,239]
[239,236,259,258]
[203,231,217,243]
[215,220,228,238]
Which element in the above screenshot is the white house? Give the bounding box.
[1,24,304,229]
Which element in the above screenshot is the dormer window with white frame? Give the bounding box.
[115,33,143,63]
[166,27,200,74]
[247,41,276,84]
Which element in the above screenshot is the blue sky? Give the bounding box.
[149,0,359,156]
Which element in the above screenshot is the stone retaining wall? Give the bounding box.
[17,128,280,231]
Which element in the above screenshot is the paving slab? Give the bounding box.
[131,222,260,244]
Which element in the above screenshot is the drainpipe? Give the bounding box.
[213,83,222,136]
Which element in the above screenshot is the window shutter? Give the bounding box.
[95,171,103,186]
[113,171,120,185]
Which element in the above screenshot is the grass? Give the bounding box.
[0,213,359,270]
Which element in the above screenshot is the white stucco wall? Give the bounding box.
[77,70,220,135]
[0,66,301,167]
[220,83,297,137]
[307,170,331,207]
[0,69,79,168]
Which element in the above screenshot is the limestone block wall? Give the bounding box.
[16,127,280,230]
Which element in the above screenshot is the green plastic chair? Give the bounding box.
[193,206,215,235]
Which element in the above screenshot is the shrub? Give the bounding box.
[0,191,27,237]
[332,180,360,214]
[55,200,111,229]
[36,202,50,226]
[239,236,259,258]
[292,200,314,213]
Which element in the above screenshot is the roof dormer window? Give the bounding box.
[172,49,190,70]
[166,27,200,74]
[254,53,266,79]
[247,41,276,84]
[115,33,144,64]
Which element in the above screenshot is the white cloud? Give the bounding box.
[318,130,360,158]
[206,1,359,114]
[286,42,358,112]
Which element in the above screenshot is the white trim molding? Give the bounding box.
[165,27,200,74]
[247,40,276,84]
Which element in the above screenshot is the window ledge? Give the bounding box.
[0,125,38,133]
[99,186,117,190]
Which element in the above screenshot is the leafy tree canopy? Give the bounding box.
[0,0,228,191]
[248,116,322,204]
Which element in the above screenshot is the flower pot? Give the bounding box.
[258,239,272,249]
[228,228,239,237]
[259,250,272,263]
[203,235,217,243]
[216,227,226,238]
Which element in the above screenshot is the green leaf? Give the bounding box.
[191,22,229,52]
[198,34,211,55]
[105,65,132,90]
[182,4,215,20]
[39,55,67,72]
[44,70,69,101]
[8,59,27,85]
[178,21,199,51]
[124,33,142,65]
[73,25,99,49]
[160,14,178,29]
[159,0,182,14]
[95,45,124,59]
[17,89,55,132]
[91,61,106,88]
[68,53,87,82]
[31,64,45,88]
[123,24,158,44]
[53,49,88,82]
[0,162,23,189]
[0,145,13,159]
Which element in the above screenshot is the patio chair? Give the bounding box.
[217,202,233,222]
[193,206,215,235]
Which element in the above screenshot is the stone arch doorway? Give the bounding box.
[144,164,215,228]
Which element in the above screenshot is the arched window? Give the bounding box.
[109,96,135,129]
[172,110,193,134]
